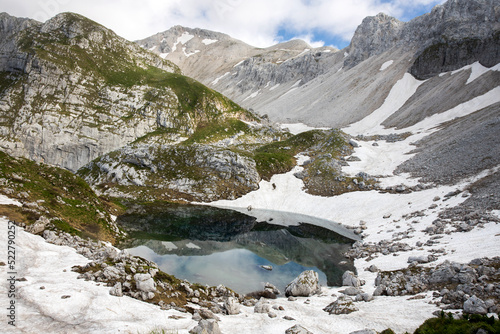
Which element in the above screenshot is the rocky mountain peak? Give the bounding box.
[344,0,499,69]
[39,12,107,39]
[344,12,403,68]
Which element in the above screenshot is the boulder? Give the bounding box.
[285,324,314,334]
[324,296,359,315]
[189,319,222,334]
[342,287,361,296]
[342,271,361,287]
[285,270,321,297]
[134,273,156,293]
[224,297,240,315]
[26,216,50,234]
[254,299,271,313]
[109,282,123,297]
[197,308,221,321]
[463,295,488,315]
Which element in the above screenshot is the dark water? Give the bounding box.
[118,203,358,294]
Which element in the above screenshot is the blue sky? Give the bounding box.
[3,0,446,49]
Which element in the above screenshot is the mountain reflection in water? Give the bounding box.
[118,203,357,294]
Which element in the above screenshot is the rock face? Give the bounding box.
[345,0,500,70]
[0,12,249,172]
[136,0,500,132]
[79,142,262,202]
[285,270,321,297]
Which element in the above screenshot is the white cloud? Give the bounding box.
[2,0,445,47]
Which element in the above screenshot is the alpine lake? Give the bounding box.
[117,203,359,295]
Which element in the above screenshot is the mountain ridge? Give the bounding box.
[138,0,499,129]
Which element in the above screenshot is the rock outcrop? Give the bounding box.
[285,270,322,297]
[0,12,250,172]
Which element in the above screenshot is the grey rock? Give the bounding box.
[349,330,377,334]
[26,216,50,234]
[189,319,222,334]
[342,271,361,287]
[197,308,221,321]
[285,270,321,297]
[224,297,240,315]
[408,255,431,264]
[254,300,271,313]
[285,324,314,334]
[324,296,359,315]
[109,282,123,297]
[342,287,361,296]
[267,312,277,318]
[463,295,488,315]
[134,273,156,293]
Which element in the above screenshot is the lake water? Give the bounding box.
[118,203,358,295]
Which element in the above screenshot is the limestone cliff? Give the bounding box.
[0,12,249,172]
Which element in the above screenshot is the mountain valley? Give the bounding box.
[0,0,499,333]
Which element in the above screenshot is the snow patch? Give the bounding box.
[243,90,260,102]
[148,45,157,51]
[0,194,21,206]
[202,38,218,45]
[183,47,200,57]
[211,72,230,85]
[185,242,201,249]
[159,53,169,59]
[161,241,178,250]
[280,123,329,135]
[345,73,425,136]
[269,83,280,91]
[233,60,245,67]
[177,32,194,45]
[466,61,500,84]
[379,60,394,71]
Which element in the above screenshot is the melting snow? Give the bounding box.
[466,61,500,84]
[211,72,230,85]
[379,60,394,71]
[280,123,329,135]
[345,73,425,136]
[177,32,194,45]
[201,38,218,45]
[161,241,178,250]
[183,48,200,57]
[185,242,201,249]
[243,90,260,101]
[233,60,245,67]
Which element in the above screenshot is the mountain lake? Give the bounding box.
[118,203,359,295]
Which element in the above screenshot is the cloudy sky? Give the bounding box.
[3,0,445,49]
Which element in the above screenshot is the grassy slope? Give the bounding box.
[0,151,122,243]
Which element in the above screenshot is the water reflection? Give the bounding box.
[118,203,357,294]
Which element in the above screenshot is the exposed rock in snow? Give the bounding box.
[285,270,322,297]
[323,296,359,315]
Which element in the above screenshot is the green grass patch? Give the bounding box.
[183,118,251,144]
[0,150,118,242]
[414,312,500,334]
